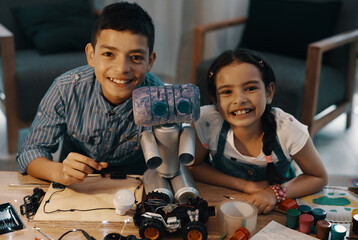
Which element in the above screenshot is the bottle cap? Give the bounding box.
[312,208,327,222]
[230,227,250,240]
[298,204,312,214]
[331,224,347,239]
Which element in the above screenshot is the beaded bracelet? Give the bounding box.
[269,184,287,204]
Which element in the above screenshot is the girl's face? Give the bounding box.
[214,62,274,131]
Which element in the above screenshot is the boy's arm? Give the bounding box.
[26,153,107,185]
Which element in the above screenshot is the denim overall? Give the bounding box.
[212,121,296,182]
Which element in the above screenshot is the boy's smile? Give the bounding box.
[86,29,156,106]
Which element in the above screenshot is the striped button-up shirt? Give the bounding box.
[16,65,163,174]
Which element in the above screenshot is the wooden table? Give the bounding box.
[0,171,287,240]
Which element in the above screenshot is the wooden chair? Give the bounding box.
[191,0,358,137]
[0,0,94,153]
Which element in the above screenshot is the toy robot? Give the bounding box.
[132,84,215,240]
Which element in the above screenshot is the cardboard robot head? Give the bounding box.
[133,84,200,126]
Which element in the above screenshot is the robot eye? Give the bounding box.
[177,99,191,115]
[152,101,168,117]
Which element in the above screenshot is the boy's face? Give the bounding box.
[86,29,156,106]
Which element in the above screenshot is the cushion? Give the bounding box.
[239,0,342,59]
[12,0,95,55]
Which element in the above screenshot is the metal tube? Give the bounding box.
[140,130,162,169]
[143,169,174,202]
[178,125,195,166]
[171,164,199,204]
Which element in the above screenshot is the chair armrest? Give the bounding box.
[191,16,248,84]
[303,29,358,134]
[0,23,17,117]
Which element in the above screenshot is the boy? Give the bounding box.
[16,2,163,185]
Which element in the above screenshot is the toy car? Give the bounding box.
[134,192,215,240]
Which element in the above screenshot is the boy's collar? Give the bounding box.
[95,80,132,117]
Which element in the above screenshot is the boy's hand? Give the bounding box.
[242,180,269,194]
[58,152,108,185]
[245,187,277,214]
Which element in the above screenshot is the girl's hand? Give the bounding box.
[245,187,277,214]
[242,180,269,194]
[57,152,108,185]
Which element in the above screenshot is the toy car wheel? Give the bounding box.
[145,191,171,204]
[183,221,208,240]
[139,218,165,240]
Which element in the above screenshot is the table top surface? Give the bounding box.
[0,171,297,240]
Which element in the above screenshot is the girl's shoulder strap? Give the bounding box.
[216,120,230,154]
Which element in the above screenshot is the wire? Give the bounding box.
[43,187,115,214]
[43,176,143,214]
[58,229,96,240]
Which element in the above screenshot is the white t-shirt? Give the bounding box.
[195,105,309,166]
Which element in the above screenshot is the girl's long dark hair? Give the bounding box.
[208,48,288,184]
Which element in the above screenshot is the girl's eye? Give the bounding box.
[246,86,258,91]
[219,90,232,95]
[130,55,144,63]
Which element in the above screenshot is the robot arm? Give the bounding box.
[178,123,195,166]
[140,130,162,169]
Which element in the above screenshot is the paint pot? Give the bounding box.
[311,208,327,234]
[230,227,250,240]
[286,208,301,229]
[316,219,331,240]
[330,224,347,240]
[217,200,257,236]
[298,204,312,214]
[352,214,358,234]
[352,209,358,225]
[299,213,314,234]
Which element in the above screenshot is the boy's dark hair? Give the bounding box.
[91,2,155,54]
[207,48,288,184]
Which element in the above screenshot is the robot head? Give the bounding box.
[133,84,200,126]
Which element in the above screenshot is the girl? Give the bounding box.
[190,48,327,214]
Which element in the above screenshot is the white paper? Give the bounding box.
[250,220,319,240]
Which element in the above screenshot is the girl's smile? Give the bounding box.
[215,62,274,131]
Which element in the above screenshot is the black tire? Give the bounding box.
[182,221,208,240]
[145,191,171,204]
[139,218,165,240]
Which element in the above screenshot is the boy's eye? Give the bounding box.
[130,55,145,63]
[103,52,113,57]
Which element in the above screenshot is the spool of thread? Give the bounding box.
[330,224,347,240]
[230,227,250,240]
[217,200,258,236]
[299,213,314,234]
[351,209,358,224]
[298,204,312,214]
[286,208,301,229]
[312,208,327,223]
[311,208,327,234]
[352,214,358,234]
[316,219,331,240]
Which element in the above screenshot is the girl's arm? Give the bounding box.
[190,132,268,194]
[282,137,328,198]
[246,137,327,214]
